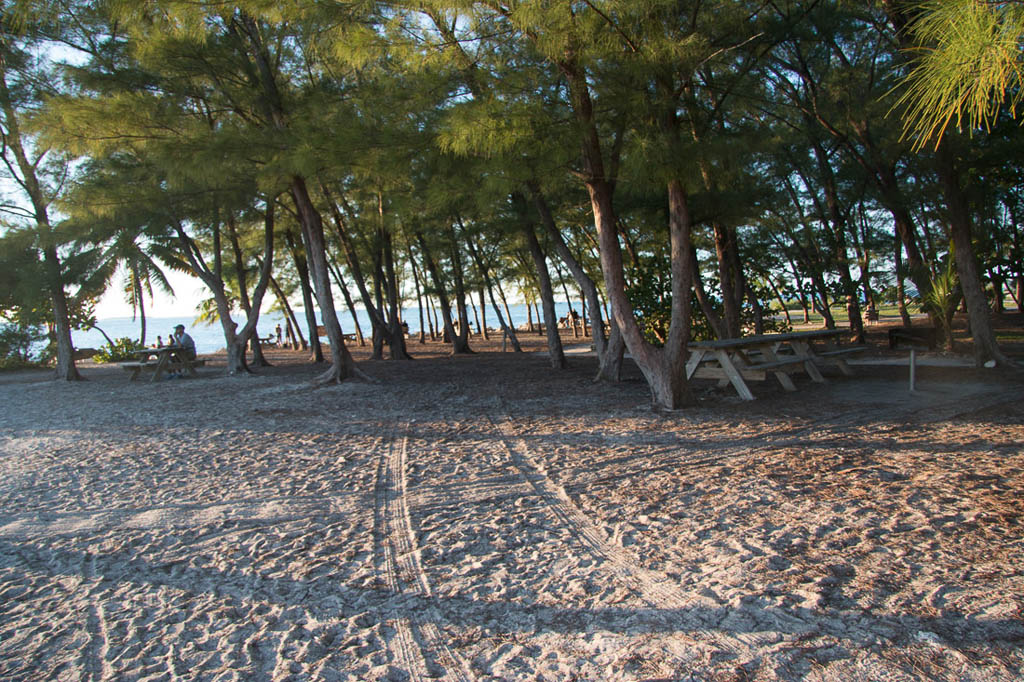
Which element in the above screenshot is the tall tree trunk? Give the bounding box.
[528,182,619,378]
[521,218,566,369]
[227,214,270,368]
[811,138,864,342]
[172,200,274,376]
[268,274,306,349]
[416,232,470,354]
[767,275,793,327]
[691,246,727,339]
[495,278,521,348]
[370,241,387,360]
[470,298,480,337]
[554,261,579,338]
[447,223,473,352]
[894,235,913,326]
[290,177,363,384]
[43,245,82,381]
[322,184,392,348]
[381,224,411,360]
[713,223,743,338]
[131,263,148,347]
[407,245,427,344]
[935,145,1015,367]
[478,289,489,339]
[327,259,365,347]
[285,228,324,363]
[0,73,80,381]
[427,294,439,341]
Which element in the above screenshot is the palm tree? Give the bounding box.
[88,225,178,345]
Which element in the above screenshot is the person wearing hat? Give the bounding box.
[172,324,197,360]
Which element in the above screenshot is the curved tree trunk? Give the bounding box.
[596,317,625,382]
[520,214,566,369]
[285,229,324,363]
[1,76,81,381]
[291,177,366,385]
[322,185,392,351]
[936,145,1016,368]
[691,247,727,339]
[269,275,306,350]
[382,226,412,360]
[131,263,148,347]
[227,214,271,368]
[416,232,470,354]
[447,223,473,352]
[327,259,366,347]
[464,231,522,352]
[44,245,82,381]
[528,182,618,377]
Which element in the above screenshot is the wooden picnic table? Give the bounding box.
[120,346,205,382]
[686,329,865,401]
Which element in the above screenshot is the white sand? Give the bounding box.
[0,350,1022,681]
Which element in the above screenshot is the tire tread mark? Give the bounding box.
[374,424,473,681]
[487,413,759,659]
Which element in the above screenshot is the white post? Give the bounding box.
[909,347,917,392]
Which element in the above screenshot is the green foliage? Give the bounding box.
[897,0,1024,148]
[626,269,672,346]
[93,337,144,363]
[923,256,959,348]
[0,321,46,368]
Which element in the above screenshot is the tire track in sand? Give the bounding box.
[486,412,798,661]
[82,552,115,682]
[373,422,473,682]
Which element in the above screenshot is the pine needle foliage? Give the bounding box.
[896,0,1024,149]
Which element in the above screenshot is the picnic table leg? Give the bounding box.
[713,349,756,401]
[789,341,826,383]
[685,349,708,380]
[822,341,856,376]
[151,352,171,382]
[760,345,797,391]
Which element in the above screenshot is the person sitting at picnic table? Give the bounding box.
[171,324,197,360]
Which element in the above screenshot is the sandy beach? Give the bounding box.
[1,338,1022,681]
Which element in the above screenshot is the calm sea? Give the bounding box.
[72,301,589,354]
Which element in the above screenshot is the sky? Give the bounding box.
[95,267,210,319]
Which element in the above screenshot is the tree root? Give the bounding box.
[310,361,378,387]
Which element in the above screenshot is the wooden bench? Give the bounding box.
[816,346,868,357]
[120,358,206,381]
[743,356,808,371]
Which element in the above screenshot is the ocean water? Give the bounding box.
[72,301,591,354]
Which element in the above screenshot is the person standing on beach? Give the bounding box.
[275,323,282,346]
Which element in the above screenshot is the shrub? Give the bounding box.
[0,322,45,369]
[93,337,144,363]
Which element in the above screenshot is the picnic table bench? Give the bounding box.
[120,347,205,382]
[687,329,867,400]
